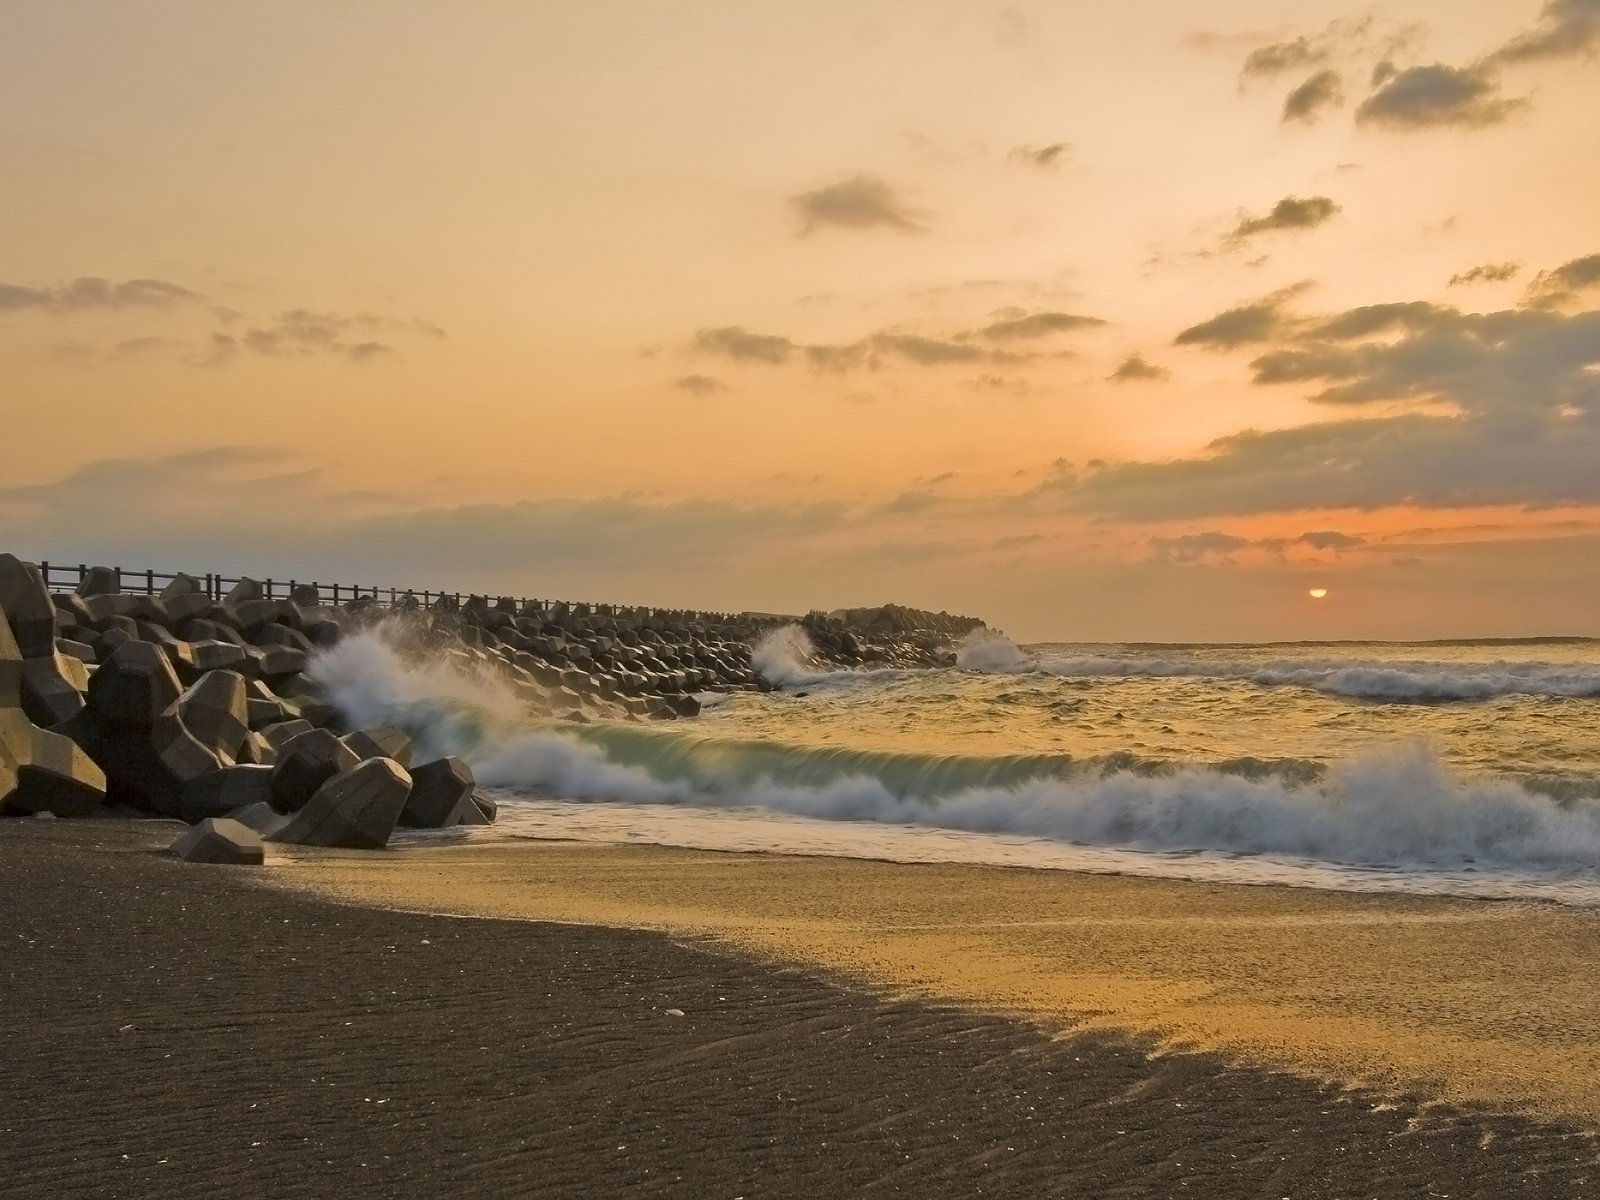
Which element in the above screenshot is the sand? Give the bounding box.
[270,835,1600,1126]
[5,821,1599,1199]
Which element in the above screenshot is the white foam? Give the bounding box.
[956,628,1034,673]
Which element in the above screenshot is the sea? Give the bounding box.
[310,624,1600,907]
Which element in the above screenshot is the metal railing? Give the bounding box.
[35,560,750,625]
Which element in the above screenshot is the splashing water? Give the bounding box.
[750,623,827,687]
[957,628,1034,673]
[305,628,1600,903]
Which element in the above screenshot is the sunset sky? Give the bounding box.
[3,1,1599,641]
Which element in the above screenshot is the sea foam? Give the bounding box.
[311,629,1600,882]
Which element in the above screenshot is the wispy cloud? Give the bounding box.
[0,276,199,313]
[1449,262,1522,287]
[791,174,927,235]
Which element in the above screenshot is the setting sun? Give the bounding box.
[1308,588,1329,599]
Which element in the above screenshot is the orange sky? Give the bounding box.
[2,1,1599,641]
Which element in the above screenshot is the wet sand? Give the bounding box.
[5,821,1598,1199]
[273,835,1600,1126]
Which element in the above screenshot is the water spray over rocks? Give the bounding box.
[0,553,988,854]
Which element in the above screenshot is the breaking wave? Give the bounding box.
[311,631,1600,886]
[956,629,1034,672]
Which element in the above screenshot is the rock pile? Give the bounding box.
[2,552,988,855]
[0,554,492,855]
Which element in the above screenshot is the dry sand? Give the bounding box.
[271,836,1600,1126]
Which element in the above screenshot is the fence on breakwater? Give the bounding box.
[34,560,752,625]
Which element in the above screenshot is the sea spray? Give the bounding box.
[750,623,826,687]
[308,622,536,762]
[956,628,1034,673]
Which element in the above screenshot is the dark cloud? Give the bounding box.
[791,175,927,235]
[1107,354,1171,383]
[1354,64,1525,129]
[1490,0,1600,65]
[1526,253,1600,308]
[1173,284,1311,349]
[1224,195,1341,247]
[978,309,1105,341]
[692,326,796,364]
[1450,262,1522,287]
[1009,142,1071,170]
[671,374,728,397]
[0,276,199,313]
[1282,70,1345,122]
[1078,278,1600,519]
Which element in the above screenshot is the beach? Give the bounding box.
[5,820,1596,1199]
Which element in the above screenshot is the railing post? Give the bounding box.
[146,568,154,595]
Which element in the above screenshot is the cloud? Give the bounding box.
[1147,531,1250,564]
[1076,277,1600,519]
[1294,530,1367,551]
[1240,35,1333,80]
[1148,528,1366,565]
[0,276,199,313]
[1108,354,1171,383]
[1173,284,1312,349]
[692,326,795,364]
[1224,195,1341,247]
[0,446,850,595]
[237,310,440,362]
[791,175,927,235]
[978,309,1105,341]
[1526,253,1600,308]
[1354,64,1525,129]
[1009,142,1071,170]
[1450,262,1522,287]
[1282,70,1345,122]
[1490,0,1600,65]
[692,310,1105,373]
[670,374,728,397]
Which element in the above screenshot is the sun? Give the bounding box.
[1308,587,1329,599]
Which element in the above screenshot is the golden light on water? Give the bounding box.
[1308,588,1329,600]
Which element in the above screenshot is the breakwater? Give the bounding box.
[1,553,986,855]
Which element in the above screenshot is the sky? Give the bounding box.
[2,0,1599,642]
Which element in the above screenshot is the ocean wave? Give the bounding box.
[960,635,1600,701]
[480,731,1600,874]
[311,632,1600,876]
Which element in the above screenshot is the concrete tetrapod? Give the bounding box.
[268,728,359,813]
[269,757,412,850]
[170,817,265,865]
[87,641,182,728]
[181,764,274,823]
[0,599,107,816]
[171,670,250,765]
[398,756,481,828]
[342,728,412,768]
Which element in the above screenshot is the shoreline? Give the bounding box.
[262,832,1600,1127]
[6,820,1598,1200]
